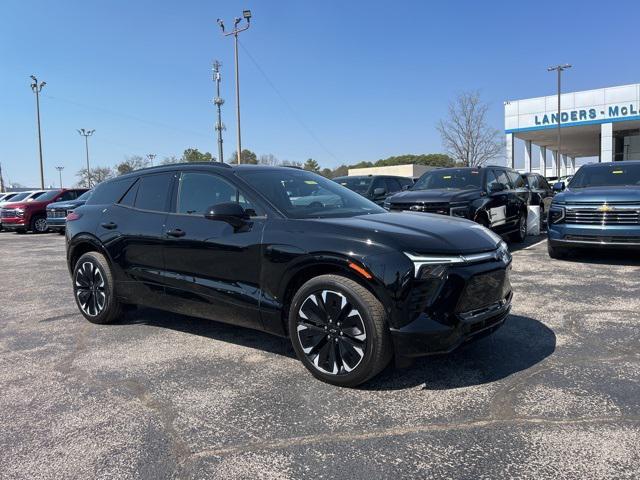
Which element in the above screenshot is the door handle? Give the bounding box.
[100,222,117,230]
[166,228,186,238]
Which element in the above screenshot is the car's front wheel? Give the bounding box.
[288,274,392,387]
[73,252,123,324]
[510,212,527,242]
[31,215,48,233]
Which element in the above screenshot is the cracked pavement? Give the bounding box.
[0,233,638,479]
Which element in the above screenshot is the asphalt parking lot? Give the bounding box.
[0,232,638,479]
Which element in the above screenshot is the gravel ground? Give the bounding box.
[0,232,638,479]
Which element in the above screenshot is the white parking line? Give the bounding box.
[517,237,547,252]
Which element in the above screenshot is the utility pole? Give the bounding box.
[217,10,252,165]
[0,162,5,193]
[147,153,156,166]
[547,64,571,178]
[77,129,95,188]
[55,166,64,188]
[212,60,225,163]
[30,75,46,189]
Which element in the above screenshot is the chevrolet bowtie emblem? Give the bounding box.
[598,204,614,212]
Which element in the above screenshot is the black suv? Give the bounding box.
[333,175,414,205]
[384,166,530,242]
[66,163,512,387]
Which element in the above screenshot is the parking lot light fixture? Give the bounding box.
[217,10,252,165]
[30,75,46,189]
[547,64,572,178]
[77,129,95,188]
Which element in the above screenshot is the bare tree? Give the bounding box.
[437,91,503,167]
[115,155,150,175]
[76,166,113,188]
[258,154,280,166]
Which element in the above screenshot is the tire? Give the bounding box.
[30,215,48,233]
[72,251,123,324]
[288,274,392,387]
[510,212,527,243]
[548,241,569,260]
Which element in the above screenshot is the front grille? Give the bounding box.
[390,202,449,215]
[565,206,640,225]
[47,209,67,219]
[1,209,17,218]
[564,234,640,244]
[455,268,511,313]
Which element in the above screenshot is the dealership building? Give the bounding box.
[505,83,640,176]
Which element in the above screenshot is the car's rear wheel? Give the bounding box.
[31,215,48,233]
[510,212,527,242]
[288,274,392,387]
[548,241,569,260]
[73,252,123,324]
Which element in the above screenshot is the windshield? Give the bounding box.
[569,164,640,188]
[334,176,373,194]
[35,190,62,202]
[238,169,386,219]
[412,169,481,190]
[5,192,32,202]
[76,190,92,201]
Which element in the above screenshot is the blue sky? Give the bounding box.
[1,0,638,187]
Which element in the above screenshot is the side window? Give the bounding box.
[176,172,258,216]
[493,169,513,190]
[135,173,173,212]
[87,178,137,205]
[538,176,551,190]
[119,179,139,207]
[485,170,500,191]
[58,191,76,201]
[507,171,525,188]
[371,178,385,192]
[384,178,402,193]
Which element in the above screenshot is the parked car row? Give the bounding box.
[0,188,89,233]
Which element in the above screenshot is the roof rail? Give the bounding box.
[283,165,303,170]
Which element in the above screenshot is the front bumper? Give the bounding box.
[46,218,66,230]
[1,218,26,230]
[390,291,511,358]
[548,223,640,248]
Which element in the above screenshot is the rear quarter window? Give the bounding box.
[86,178,137,206]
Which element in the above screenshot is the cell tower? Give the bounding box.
[213,60,225,163]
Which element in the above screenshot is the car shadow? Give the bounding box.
[506,234,546,253]
[362,315,555,391]
[118,310,554,391]
[118,307,295,358]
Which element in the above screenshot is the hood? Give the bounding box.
[556,185,640,204]
[47,199,87,210]
[313,212,501,255]
[388,188,481,204]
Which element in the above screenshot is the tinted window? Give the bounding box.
[413,169,482,190]
[492,169,513,189]
[119,179,139,207]
[334,176,372,194]
[538,175,551,190]
[570,164,640,188]
[58,191,80,201]
[238,169,385,219]
[485,170,500,191]
[31,190,62,202]
[527,175,539,189]
[5,192,31,202]
[28,191,46,201]
[76,190,92,201]
[135,173,173,212]
[177,172,257,215]
[371,178,385,191]
[88,178,137,205]
[384,178,402,193]
[398,177,414,188]
[507,171,526,188]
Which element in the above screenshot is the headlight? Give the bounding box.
[15,208,25,217]
[449,203,469,218]
[549,206,565,224]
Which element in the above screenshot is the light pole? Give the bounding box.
[147,153,156,166]
[30,75,46,189]
[212,60,225,163]
[547,64,571,178]
[77,129,95,188]
[217,10,252,165]
[55,166,64,188]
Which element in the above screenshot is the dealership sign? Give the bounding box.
[534,102,640,127]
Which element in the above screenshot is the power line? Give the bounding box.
[238,40,341,164]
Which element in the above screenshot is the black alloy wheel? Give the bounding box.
[511,212,527,243]
[73,252,123,324]
[289,274,392,387]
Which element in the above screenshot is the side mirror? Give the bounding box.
[489,183,506,194]
[204,202,248,228]
[373,187,386,197]
[553,182,565,192]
